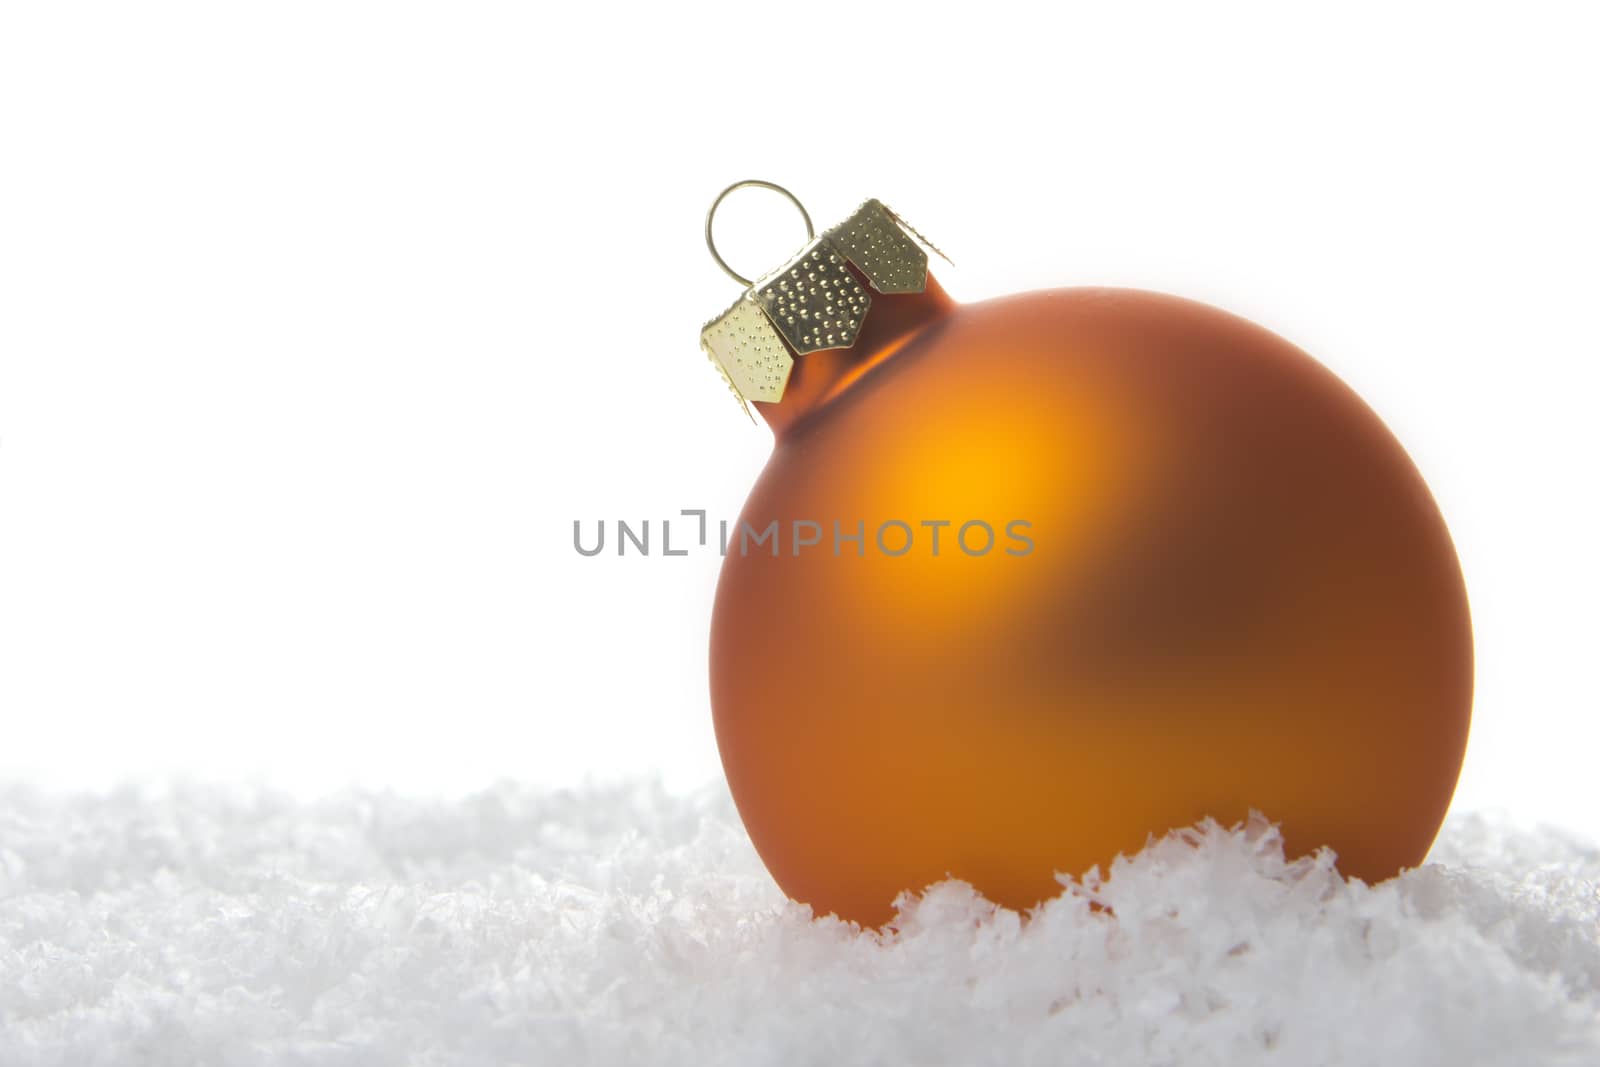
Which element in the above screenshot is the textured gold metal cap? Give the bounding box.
[700,187,936,418]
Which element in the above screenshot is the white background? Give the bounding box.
[1,4,1595,838]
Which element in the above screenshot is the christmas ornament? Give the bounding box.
[699,181,1472,928]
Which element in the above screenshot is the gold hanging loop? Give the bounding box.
[704,180,815,287]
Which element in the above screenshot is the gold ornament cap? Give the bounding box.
[699,181,940,418]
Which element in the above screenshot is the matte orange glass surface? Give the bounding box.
[710,277,1473,928]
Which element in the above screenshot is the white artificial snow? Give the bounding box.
[1,781,1597,1067]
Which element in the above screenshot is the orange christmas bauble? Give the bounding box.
[703,195,1471,929]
